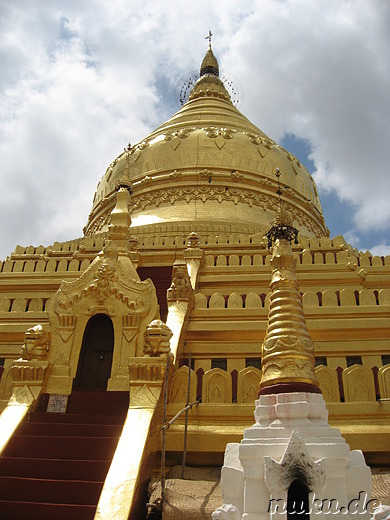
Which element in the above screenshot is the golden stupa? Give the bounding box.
[85,43,325,240]
[0,42,389,518]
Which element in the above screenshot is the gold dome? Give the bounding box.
[85,47,327,239]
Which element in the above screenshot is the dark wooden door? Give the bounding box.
[74,314,114,391]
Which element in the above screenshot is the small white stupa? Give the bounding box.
[213,174,373,520]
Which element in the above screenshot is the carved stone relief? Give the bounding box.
[264,430,327,494]
[202,368,232,404]
[169,365,197,403]
[20,324,50,361]
[315,365,340,402]
[237,367,262,404]
[143,320,173,357]
[167,261,192,302]
[87,184,327,238]
[342,365,376,402]
[128,355,173,408]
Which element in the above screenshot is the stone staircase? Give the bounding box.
[0,391,128,520]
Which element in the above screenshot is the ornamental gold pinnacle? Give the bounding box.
[259,169,320,394]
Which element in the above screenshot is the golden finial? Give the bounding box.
[259,169,320,395]
[265,168,298,248]
[200,30,219,77]
[118,143,133,194]
[205,29,212,48]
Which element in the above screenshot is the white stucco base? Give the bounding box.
[213,392,372,520]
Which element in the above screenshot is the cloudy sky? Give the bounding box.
[1,0,389,260]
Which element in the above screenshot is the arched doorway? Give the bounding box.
[74,314,114,391]
[287,479,310,520]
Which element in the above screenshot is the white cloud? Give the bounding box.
[369,243,390,257]
[223,0,390,233]
[0,0,389,258]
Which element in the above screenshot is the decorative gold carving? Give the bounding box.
[123,315,141,343]
[221,128,236,139]
[169,170,182,181]
[128,186,326,236]
[129,384,160,408]
[164,128,195,140]
[9,386,36,406]
[203,127,219,138]
[188,80,231,102]
[121,140,149,157]
[237,367,262,404]
[87,183,327,238]
[136,141,149,150]
[315,365,340,402]
[11,359,49,384]
[246,133,275,149]
[169,366,197,403]
[95,262,117,304]
[202,368,232,403]
[84,213,110,236]
[227,292,243,308]
[20,324,50,361]
[203,127,236,139]
[0,297,10,312]
[186,231,200,249]
[123,315,140,328]
[260,238,320,390]
[143,319,173,357]
[199,168,213,180]
[231,170,243,181]
[128,233,138,251]
[184,231,203,262]
[140,175,152,185]
[169,137,181,150]
[167,261,192,302]
[58,244,152,313]
[209,293,225,309]
[342,365,376,402]
[358,268,368,280]
[59,315,76,342]
[129,356,171,383]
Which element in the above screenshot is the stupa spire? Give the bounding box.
[187,36,231,104]
[259,168,320,394]
[107,168,133,252]
[200,30,219,77]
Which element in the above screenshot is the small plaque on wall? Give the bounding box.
[47,394,68,413]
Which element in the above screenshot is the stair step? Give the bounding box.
[65,391,129,415]
[5,435,119,460]
[0,475,103,504]
[0,391,128,519]
[29,412,126,425]
[19,421,123,437]
[0,456,111,481]
[0,500,96,520]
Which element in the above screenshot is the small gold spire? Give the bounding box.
[108,174,133,252]
[260,169,320,393]
[265,167,298,248]
[200,32,219,77]
[259,238,320,391]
